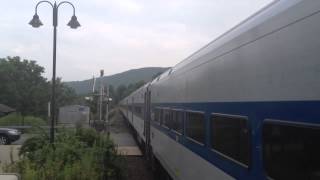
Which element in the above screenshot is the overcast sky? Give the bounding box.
[0,0,272,81]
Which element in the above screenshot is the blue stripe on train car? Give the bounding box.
[148,100,320,180]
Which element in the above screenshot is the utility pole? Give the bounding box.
[106,85,110,135]
[90,75,95,126]
[99,70,104,122]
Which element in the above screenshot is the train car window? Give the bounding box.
[163,109,171,128]
[154,108,160,123]
[141,106,143,117]
[263,121,320,180]
[135,106,142,117]
[141,107,143,117]
[172,110,184,134]
[134,106,138,115]
[139,106,142,116]
[186,111,205,144]
[211,114,249,166]
[159,108,163,125]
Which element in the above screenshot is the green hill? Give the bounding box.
[65,67,169,94]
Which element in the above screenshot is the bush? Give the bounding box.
[4,127,127,180]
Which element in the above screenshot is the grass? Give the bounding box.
[0,113,47,126]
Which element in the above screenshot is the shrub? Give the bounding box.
[4,127,127,180]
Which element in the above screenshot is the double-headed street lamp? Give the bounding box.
[29,1,80,144]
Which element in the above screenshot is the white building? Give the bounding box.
[58,105,90,125]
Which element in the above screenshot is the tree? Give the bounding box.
[124,80,145,97]
[0,56,49,117]
[0,56,78,120]
[52,78,77,108]
[107,80,145,105]
[116,85,127,103]
[108,85,115,100]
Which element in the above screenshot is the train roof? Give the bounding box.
[122,0,302,102]
[172,0,287,72]
[149,0,287,84]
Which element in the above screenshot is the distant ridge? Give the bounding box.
[65,67,170,94]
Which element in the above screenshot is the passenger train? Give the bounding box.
[119,0,320,179]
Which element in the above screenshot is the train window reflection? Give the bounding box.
[159,109,163,125]
[134,106,141,116]
[186,111,205,144]
[263,121,320,180]
[171,110,184,134]
[154,108,160,123]
[163,109,171,128]
[211,114,250,166]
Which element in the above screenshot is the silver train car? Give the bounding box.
[119,0,320,179]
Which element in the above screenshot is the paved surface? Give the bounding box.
[0,145,20,173]
[12,134,33,145]
[0,134,34,172]
[0,174,19,180]
[111,132,137,146]
[108,109,153,180]
[117,146,142,156]
[109,111,136,145]
[109,110,142,156]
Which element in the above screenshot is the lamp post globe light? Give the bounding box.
[29,1,80,144]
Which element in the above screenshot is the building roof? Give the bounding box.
[0,104,15,114]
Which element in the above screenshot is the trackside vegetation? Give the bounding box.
[4,127,127,180]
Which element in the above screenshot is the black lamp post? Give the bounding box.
[29,1,80,144]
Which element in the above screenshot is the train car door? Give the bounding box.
[144,87,151,160]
